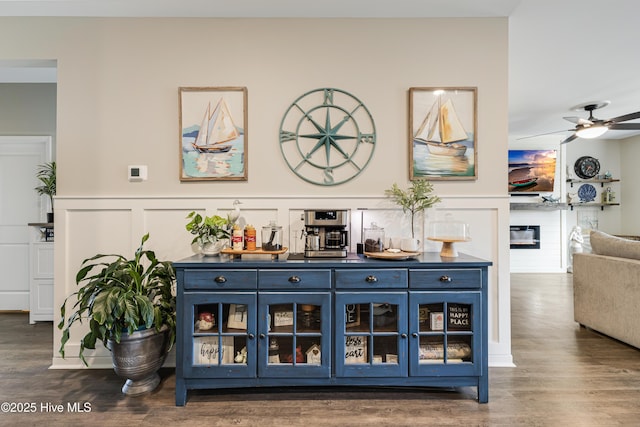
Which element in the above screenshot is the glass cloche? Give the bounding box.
[428,214,471,257]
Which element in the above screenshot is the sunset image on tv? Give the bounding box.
[508,150,557,193]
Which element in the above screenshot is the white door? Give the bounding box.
[0,136,52,310]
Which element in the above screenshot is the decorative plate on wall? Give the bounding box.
[578,183,597,202]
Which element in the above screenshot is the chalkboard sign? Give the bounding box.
[447,303,471,331]
[344,335,367,364]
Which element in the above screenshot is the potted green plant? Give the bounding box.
[58,233,176,396]
[385,180,441,250]
[185,211,230,255]
[34,161,56,223]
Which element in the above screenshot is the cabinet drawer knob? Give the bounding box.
[248,333,255,340]
[214,276,227,284]
[439,275,452,283]
[412,332,419,338]
[259,333,266,339]
[401,333,407,339]
[288,276,301,283]
[365,275,378,283]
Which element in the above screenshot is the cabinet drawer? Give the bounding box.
[183,269,257,290]
[335,269,407,289]
[409,269,481,289]
[259,269,331,289]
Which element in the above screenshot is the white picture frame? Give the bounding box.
[344,335,367,364]
[227,304,248,330]
[193,336,234,365]
[430,312,444,331]
[273,310,294,327]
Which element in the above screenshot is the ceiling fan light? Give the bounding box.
[576,125,608,139]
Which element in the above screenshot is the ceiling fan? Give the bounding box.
[559,101,640,144]
[519,101,640,144]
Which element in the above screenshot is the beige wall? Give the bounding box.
[0,17,513,367]
[0,17,508,197]
[0,83,56,143]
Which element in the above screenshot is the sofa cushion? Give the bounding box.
[590,230,640,260]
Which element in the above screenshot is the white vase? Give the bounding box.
[201,240,226,256]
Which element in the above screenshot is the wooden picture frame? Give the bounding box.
[409,87,477,180]
[227,304,248,330]
[179,86,248,181]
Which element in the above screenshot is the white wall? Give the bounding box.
[508,136,568,272]
[508,134,628,272]
[621,135,640,236]
[0,17,513,367]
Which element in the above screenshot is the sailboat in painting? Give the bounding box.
[192,98,239,153]
[414,94,468,157]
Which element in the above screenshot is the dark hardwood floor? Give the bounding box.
[2,273,640,426]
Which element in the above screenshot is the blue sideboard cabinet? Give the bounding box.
[173,253,491,406]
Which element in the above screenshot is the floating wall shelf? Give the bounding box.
[510,203,568,211]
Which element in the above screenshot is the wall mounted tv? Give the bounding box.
[508,149,557,193]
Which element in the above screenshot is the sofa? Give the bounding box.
[573,230,640,349]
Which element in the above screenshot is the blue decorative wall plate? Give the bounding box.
[578,183,597,202]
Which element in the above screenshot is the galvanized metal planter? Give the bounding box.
[108,327,169,396]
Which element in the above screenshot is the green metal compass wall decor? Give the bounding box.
[279,88,376,186]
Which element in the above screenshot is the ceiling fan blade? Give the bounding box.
[608,111,640,123]
[517,130,573,140]
[608,123,640,130]
[563,116,593,125]
[560,134,578,145]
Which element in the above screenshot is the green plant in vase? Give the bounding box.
[385,180,441,250]
[58,233,176,395]
[185,211,230,255]
[34,161,56,222]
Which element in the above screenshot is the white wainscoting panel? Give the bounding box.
[51,195,513,369]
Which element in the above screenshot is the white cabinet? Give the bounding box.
[28,224,54,324]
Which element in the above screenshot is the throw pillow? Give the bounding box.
[590,230,640,260]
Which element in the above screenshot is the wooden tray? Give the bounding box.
[221,247,288,259]
[364,251,420,260]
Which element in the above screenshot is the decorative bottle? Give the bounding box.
[244,224,256,250]
[232,225,243,250]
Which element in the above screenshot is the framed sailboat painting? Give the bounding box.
[179,87,248,181]
[409,87,477,180]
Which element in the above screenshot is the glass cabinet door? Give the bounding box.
[335,292,407,377]
[258,292,331,378]
[183,292,257,378]
[409,291,481,376]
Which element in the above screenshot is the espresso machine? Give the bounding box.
[303,209,349,258]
